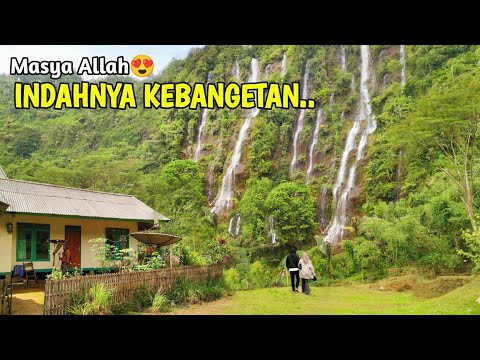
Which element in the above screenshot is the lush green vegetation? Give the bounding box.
[2,45,480,291]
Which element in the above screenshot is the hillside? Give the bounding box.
[1,45,480,281]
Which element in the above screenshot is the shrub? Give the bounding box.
[307,246,330,280]
[354,240,387,281]
[178,246,206,266]
[459,221,480,272]
[168,277,196,305]
[133,284,155,309]
[111,298,136,315]
[224,268,241,290]
[331,252,355,279]
[247,261,275,288]
[420,253,461,274]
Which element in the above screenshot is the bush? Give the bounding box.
[133,284,155,309]
[459,221,480,272]
[354,240,387,281]
[420,253,461,274]
[247,261,275,289]
[111,298,136,315]
[307,246,330,280]
[331,252,355,279]
[178,246,206,266]
[224,268,241,290]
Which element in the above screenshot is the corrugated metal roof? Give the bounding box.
[0,166,7,179]
[0,178,169,222]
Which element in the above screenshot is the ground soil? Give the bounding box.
[11,282,45,315]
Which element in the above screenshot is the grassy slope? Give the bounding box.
[215,277,480,315]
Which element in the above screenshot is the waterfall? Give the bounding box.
[351,74,356,92]
[324,45,376,244]
[306,107,324,182]
[228,214,242,236]
[290,60,312,174]
[232,60,241,81]
[211,58,260,215]
[193,73,212,161]
[400,45,406,86]
[269,215,277,244]
[281,52,287,77]
[341,111,346,120]
[329,93,335,105]
[340,46,347,71]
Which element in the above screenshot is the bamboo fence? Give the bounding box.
[0,277,12,315]
[44,264,223,315]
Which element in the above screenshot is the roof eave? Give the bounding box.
[5,210,169,223]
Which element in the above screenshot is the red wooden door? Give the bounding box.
[65,226,81,268]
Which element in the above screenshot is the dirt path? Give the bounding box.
[11,284,45,315]
[165,296,234,315]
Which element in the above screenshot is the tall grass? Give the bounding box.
[67,284,112,315]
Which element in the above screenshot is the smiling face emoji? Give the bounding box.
[131,55,154,77]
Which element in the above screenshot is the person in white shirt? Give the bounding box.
[298,252,315,295]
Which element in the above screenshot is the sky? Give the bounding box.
[0,45,203,79]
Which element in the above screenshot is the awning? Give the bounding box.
[130,232,182,247]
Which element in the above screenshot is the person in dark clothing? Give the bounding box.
[285,248,300,293]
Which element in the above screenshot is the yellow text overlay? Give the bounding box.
[14,82,316,110]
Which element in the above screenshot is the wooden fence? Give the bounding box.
[0,276,12,315]
[44,264,223,315]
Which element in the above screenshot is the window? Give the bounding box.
[105,228,129,259]
[16,223,50,262]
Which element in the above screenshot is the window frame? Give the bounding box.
[16,223,51,262]
[105,228,130,260]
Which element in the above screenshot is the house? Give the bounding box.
[0,166,168,275]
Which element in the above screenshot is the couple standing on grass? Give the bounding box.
[286,248,316,295]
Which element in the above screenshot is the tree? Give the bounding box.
[391,69,480,231]
[437,119,479,231]
[239,177,273,242]
[264,182,316,247]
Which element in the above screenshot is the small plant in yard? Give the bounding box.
[66,267,83,277]
[47,267,66,281]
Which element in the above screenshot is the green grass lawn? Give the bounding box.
[214,277,480,315]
